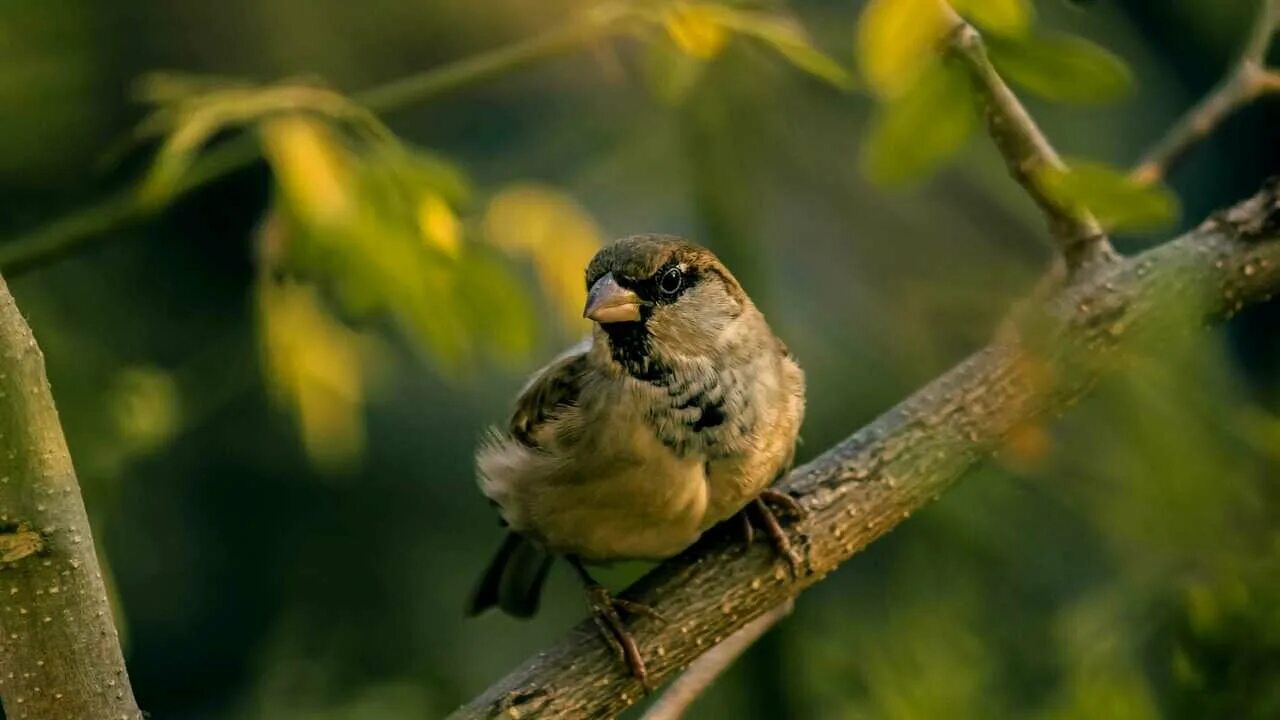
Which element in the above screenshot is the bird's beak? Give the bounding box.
[583,272,642,324]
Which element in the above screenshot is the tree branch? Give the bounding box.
[944,15,1114,272]
[625,10,1279,712]
[1132,0,1280,184]
[0,275,143,719]
[640,600,793,720]
[447,180,1280,720]
[0,4,636,277]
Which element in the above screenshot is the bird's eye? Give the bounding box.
[658,267,683,295]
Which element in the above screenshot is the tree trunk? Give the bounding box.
[0,275,142,719]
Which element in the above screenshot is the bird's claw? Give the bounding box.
[744,490,808,579]
[611,596,668,625]
[584,584,658,692]
[758,488,807,520]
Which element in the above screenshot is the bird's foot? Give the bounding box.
[583,583,666,692]
[742,489,808,578]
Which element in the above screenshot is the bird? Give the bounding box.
[466,234,806,687]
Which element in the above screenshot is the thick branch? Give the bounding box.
[0,4,635,277]
[640,600,793,720]
[0,276,143,719]
[449,181,1280,720]
[945,18,1114,271]
[1133,0,1280,184]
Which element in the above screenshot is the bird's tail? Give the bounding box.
[465,532,553,619]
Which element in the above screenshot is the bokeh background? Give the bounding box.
[2,0,1280,717]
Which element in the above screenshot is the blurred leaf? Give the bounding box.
[136,74,388,206]
[997,420,1054,474]
[861,61,976,186]
[257,271,366,473]
[714,8,854,89]
[256,115,509,371]
[483,184,603,333]
[988,33,1132,105]
[652,3,852,90]
[950,0,1032,37]
[1036,161,1179,231]
[109,366,181,454]
[663,3,731,59]
[855,0,950,97]
[417,193,461,258]
[644,36,710,105]
[454,249,538,363]
[1038,650,1160,720]
[260,115,354,225]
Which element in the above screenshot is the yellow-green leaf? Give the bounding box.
[861,61,976,186]
[663,3,730,59]
[988,33,1132,105]
[136,76,388,207]
[109,367,181,454]
[1036,161,1179,231]
[644,35,709,105]
[416,192,461,258]
[482,184,603,332]
[717,9,854,89]
[260,116,354,226]
[856,0,950,97]
[257,273,367,473]
[949,0,1032,37]
[455,250,536,364]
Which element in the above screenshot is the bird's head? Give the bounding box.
[583,235,748,376]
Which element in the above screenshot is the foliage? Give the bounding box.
[4,0,1277,717]
[987,33,1132,105]
[644,1,853,104]
[1036,161,1179,231]
[853,0,1173,228]
[861,60,976,186]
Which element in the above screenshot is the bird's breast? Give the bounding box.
[522,407,710,561]
[638,353,776,460]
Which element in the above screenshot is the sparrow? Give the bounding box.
[466,234,806,687]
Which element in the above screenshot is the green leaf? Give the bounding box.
[861,61,976,186]
[718,10,854,90]
[949,0,1032,38]
[1036,161,1179,231]
[987,33,1132,105]
[136,76,390,207]
[662,3,731,59]
[855,0,950,98]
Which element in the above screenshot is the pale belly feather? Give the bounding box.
[491,412,712,562]
[478,329,802,564]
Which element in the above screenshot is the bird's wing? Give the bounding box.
[508,341,590,450]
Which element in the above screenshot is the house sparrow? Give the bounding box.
[467,234,806,687]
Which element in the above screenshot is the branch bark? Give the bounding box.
[944,16,1114,271]
[1132,0,1280,184]
[448,180,1280,720]
[0,276,143,719]
[640,600,793,720]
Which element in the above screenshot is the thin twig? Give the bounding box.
[641,600,794,720]
[0,5,636,276]
[943,14,1114,272]
[1132,0,1280,184]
